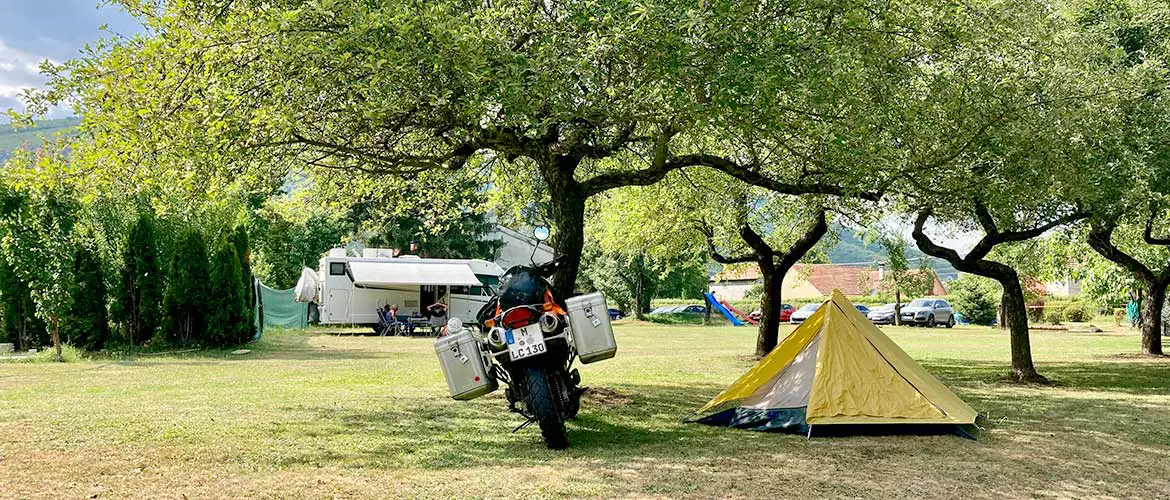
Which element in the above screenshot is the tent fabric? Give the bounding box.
[259,282,309,330]
[294,267,318,303]
[348,261,481,288]
[691,289,977,434]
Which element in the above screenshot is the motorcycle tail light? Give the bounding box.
[502,307,540,329]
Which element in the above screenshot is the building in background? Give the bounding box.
[709,264,948,301]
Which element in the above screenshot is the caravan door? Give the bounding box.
[328,289,351,323]
[449,285,492,324]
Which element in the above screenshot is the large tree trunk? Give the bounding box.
[995,272,1045,383]
[755,267,784,358]
[1139,279,1166,356]
[543,157,587,300]
[1087,222,1167,356]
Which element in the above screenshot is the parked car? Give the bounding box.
[749,304,794,322]
[678,304,707,315]
[867,303,898,325]
[608,308,624,320]
[899,298,955,327]
[789,303,821,324]
[854,305,871,316]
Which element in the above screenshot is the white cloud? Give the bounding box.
[0,37,55,102]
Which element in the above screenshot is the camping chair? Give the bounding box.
[376,309,397,337]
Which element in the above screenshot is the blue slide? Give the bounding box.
[705,292,744,326]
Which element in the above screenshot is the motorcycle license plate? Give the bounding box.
[506,324,547,361]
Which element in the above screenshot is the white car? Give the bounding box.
[899,298,955,328]
[789,303,821,324]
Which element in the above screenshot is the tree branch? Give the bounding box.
[697,223,757,264]
[1088,221,1159,284]
[775,210,829,271]
[1143,204,1170,246]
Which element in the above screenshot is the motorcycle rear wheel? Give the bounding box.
[523,367,569,449]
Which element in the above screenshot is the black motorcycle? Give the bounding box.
[439,227,615,449]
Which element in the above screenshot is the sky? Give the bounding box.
[0,0,141,115]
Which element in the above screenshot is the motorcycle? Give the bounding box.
[436,226,616,449]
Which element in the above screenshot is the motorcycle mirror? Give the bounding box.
[446,317,463,334]
[533,226,550,242]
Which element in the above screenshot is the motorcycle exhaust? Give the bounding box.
[487,327,507,349]
[539,312,560,334]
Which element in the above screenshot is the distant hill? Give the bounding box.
[0,117,81,164]
[828,225,959,281]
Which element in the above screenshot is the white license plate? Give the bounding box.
[506,324,547,361]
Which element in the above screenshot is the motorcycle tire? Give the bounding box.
[523,367,569,450]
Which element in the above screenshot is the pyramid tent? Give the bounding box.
[691,290,977,435]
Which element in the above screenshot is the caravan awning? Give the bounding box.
[348,261,481,288]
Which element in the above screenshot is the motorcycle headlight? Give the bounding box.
[446,317,463,334]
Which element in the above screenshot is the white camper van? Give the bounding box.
[295,248,504,327]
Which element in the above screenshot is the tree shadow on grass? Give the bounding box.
[922,358,1170,395]
[264,382,988,472]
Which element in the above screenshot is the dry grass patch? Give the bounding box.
[1,323,1168,498]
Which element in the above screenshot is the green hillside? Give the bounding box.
[0,117,81,163]
[828,225,959,280]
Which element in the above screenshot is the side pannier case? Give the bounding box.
[435,330,498,400]
[565,292,617,363]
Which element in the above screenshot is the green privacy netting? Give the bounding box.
[257,281,309,332]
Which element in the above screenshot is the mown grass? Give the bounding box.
[1,322,1168,498]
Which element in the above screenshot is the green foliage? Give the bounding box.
[1046,309,1065,325]
[63,245,110,351]
[0,254,47,350]
[877,235,938,300]
[230,225,256,340]
[1028,304,1046,324]
[161,229,211,347]
[578,241,708,317]
[206,239,249,347]
[1063,303,1090,323]
[948,274,1000,326]
[114,213,164,345]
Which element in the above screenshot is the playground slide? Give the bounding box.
[721,299,759,326]
[705,292,745,326]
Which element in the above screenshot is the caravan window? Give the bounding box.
[329,262,346,276]
[451,286,471,295]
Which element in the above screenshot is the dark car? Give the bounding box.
[608,308,624,320]
[749,304,794,322]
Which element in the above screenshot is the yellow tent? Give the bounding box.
[691,290,978,436]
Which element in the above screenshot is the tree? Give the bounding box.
[0,235,47,351]
[114,213,164,345]
[37,1,1022,299]
[948,274,1001,326]
[0,156,80,362]
[1067,0,1170,356]
[913,206,1088,382]
[877,235,937,325]
[64,245,110,351]
[162,229,211,347]
[206,239,249,347]
[230,225,256,340]
[1087,216,1170,355]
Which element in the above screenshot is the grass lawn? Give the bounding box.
[2,322,1169,499]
